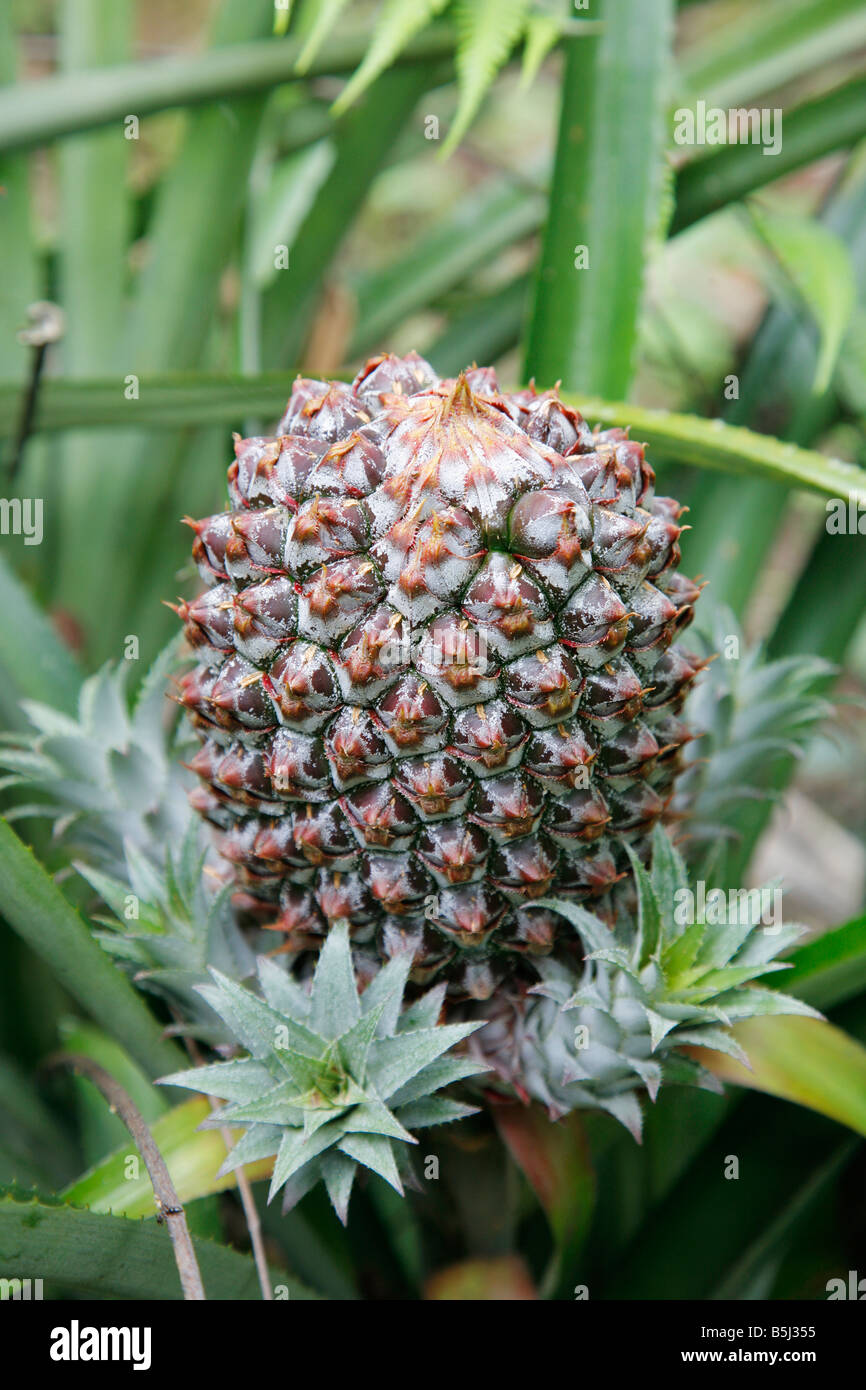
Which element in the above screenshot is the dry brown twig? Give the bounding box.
[45,1052,206,1301]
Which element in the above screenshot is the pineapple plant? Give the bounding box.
[2,0,865,1309]
[149,352,812,1169]
[2,353,829,1226]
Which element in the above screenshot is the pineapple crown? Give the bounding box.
[161,921,487,1223]
[518,823,820,1137]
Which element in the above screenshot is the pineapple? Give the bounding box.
[176,353,704,998]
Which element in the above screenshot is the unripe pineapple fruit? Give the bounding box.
[177,353,703,998]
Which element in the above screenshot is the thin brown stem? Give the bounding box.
[216,1111,273,1301]
[182,1032,272,1300]
[46,1052,206,1301]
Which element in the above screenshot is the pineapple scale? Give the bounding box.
[177,353,704,998]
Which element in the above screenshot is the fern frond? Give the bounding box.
[519,10,560,88]
[294,0,352,74]
[333,0,450,115]
[441,0,532,158]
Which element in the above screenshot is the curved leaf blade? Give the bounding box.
[0,818,183,1078]
[0,26,456,155]
[784,915,866,1010]
[523,0,674,395]
[493,1102,596,1297]
[692,1014,866,1137]
[62,1097,272,1218]
[5,372,863,501]
[749,204,855,393]
[565,393,866,501]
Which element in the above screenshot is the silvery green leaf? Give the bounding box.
[398,981,446,1032]
[338,1133,403,1194]
[337,1005,385,1082]
[217,1123,282,1179]
[528,955,578,1003]
[687,961,792,998]
[320,1150,357,1226]
[18,701,81,740]
[160,1057,274,1102]
[731,922,806,966]
[624,842,662,966]
[389,1053,487,1108]
[626,1055,663,1102]
[693,918,760,971]
[107,744,163,818]
[359,951,412,1036]
[657,1000,733,1026]
[257,954,312,1019]
[562,981,607,1012]
[132,632,189,744]
[200,969,326,1063]
[710,988,823,1021]
[586,947,640,977]
[218,1081,310,1128]
[343,1099,415,1144]
[370,1023,482,1100]
[279,1160,325,1215]
[79,664,131,745]
[269,1118,347,1200]
[660,1055,725,1094]
[396,1097,479,1128]
[534,897,616,954]
[598,1090,644,1140]
[671,1025,751,1068]
[643,1006,680,1051]
[303,1105,350,1139]
[649,822,689,921]
[123,838,170,910]
[76,859,160,931]
[310,920,360,1037]
[0,746,64,776]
